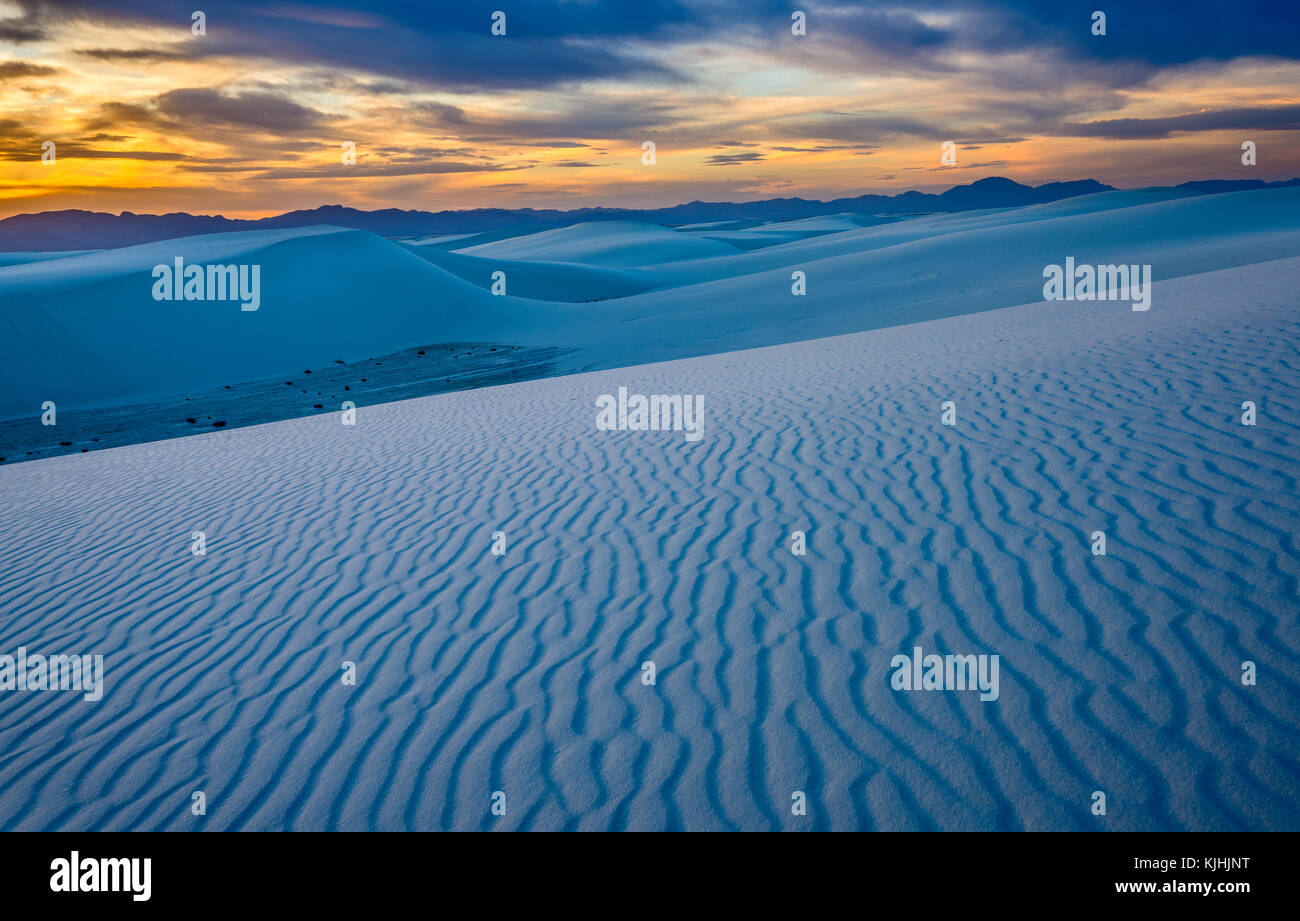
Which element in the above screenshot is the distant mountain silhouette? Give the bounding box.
[2,176,1295,251]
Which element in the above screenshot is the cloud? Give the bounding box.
[767,144,864,152]
[42,147,187,160]
[705,151,765,166]
[248,161,525,180]
[38,0,688,90]
[0,117,35,134]
[74,47,188,62]
[0,60,58,79]
[0,125,189,162]
[419,98,680,141]
[953,137,1026,145]
[776,1,1300,85]
[0,2,47,43]
[153,88,331,132]
[22,0,1300,104]
[371,146,480,158]
[7,0,1300,216]
[930,160,1008,170]
[175,163,263,173]
[1060,104,1300,139]
[992,0,1300,68]
[774,112,943,143]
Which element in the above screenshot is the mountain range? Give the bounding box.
[3,175,1298,251]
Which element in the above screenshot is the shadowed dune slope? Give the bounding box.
[0,227,576,417]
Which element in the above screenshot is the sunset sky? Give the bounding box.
[2,0,1298,218]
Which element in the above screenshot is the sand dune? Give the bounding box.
[458,220,743,266]
[0,255,1296,830]
[398,242,658,302]
[4,188,1298,422]
[0,251,101,267]
[626,185,1300,290]
[677,213,900,250]
[0,226,573,417]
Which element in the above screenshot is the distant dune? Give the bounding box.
[458,220,744,266]
[3,186,1298,422]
